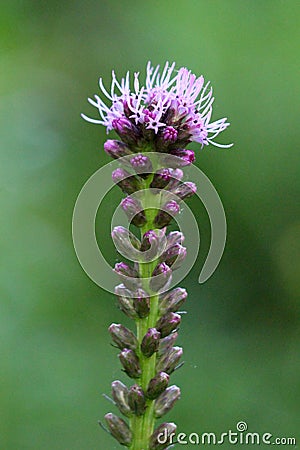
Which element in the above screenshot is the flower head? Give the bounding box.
[82,61,232,149]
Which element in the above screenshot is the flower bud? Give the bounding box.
[114,284,137,319]
[159,288,187,315]
[160,244,186,270]
[111,380,131,417]
[150,168,171,189]
[141,328,161,358]
[170,148,195,166]
[112,226,141,259]
[119,349,141,378]
[114,262,140,291]
[174,181,197,200]
[150,422,177,450]
[166,231,185,248]
[121,197,146,227]
[133,289,150,318]
[154,200,180,228]
[130,153,153,176]
[158,332,178,357]
[149,262,172,292]
[163,126,178,143]
[104,139,131,159]
[166,168,184,191]
[104,412,132,446]
[156,346,183,374]
[112,168,140,195]
[128,384,146,416]
[146,372,170,400]
[154,385,181,418]
[109,323,138,351]
[156,312,181,338]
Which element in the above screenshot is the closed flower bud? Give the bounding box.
[140,229,166,262]
[112,168,141,195]
[156,312,181,338]
[166,168,184,191]
[104,412,132,447]
[130,153,153,176]
[104,139,132,159]
[146,372,170,400]
[141,328,161,358]
[149,262,172,292]
[160,244,187,270]
[159,288,187,315]
[114,262,140,291]
[133,289,150,318]
[163,126,178,143]
[154,200,180,228]
[174,181,197,200]
[166,231,185,248]
[112,226,141,259]
[156,346,183,374]
[170,148,195,166]
[154,385,181,418]
[128,384,146,416]
[109,323,138,351]
[121,197,146,227]
[111,380,131,417]
[114,284,137,319]
[158,332,178,357]
[150,168,172,189]
[119,349,141,378]
[150,422,177,450]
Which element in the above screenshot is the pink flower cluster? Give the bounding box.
[82,61,231,148]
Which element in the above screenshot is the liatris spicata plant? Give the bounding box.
[82,62,231,449]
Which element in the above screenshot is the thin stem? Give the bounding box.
[129,174,160,450]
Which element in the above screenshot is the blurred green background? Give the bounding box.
[1,0,300,448]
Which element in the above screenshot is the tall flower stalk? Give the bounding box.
[82,62,231,449]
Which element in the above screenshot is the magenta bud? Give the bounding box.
[114,284,138,319]
[166,168,184,190]
[156,346,183,374]
[112,226,140,258]
[166,231,185,247]
[133,289,150,318]
[156,312,181,338]
[104,413,132,446]
[146,372,170,400]
[112,117,133,134]
[150,422,177,450]
[119,348,141,379]
[154,200,180,228]
[141,328,161,358]
[159,288,187,315]
[109,323,138,351]
[128,384,146,416]
[170,148,195,166]
[163,126,178,143]
[160,244,187,270]
[150,168,172,189]
[111,380,131,417]
[114,262,140,291]
[112,168,141,195]
[130,153,153,175]
[154,385,181,418]
[174,181,197,200]
[149,262,172,292]
[104,139,131,159]
[121,197,146,228]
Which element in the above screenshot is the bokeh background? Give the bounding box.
[1,0,300,448]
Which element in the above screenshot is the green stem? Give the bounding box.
[129,175,160,450]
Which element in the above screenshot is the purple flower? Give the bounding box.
[82,61,232,149]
